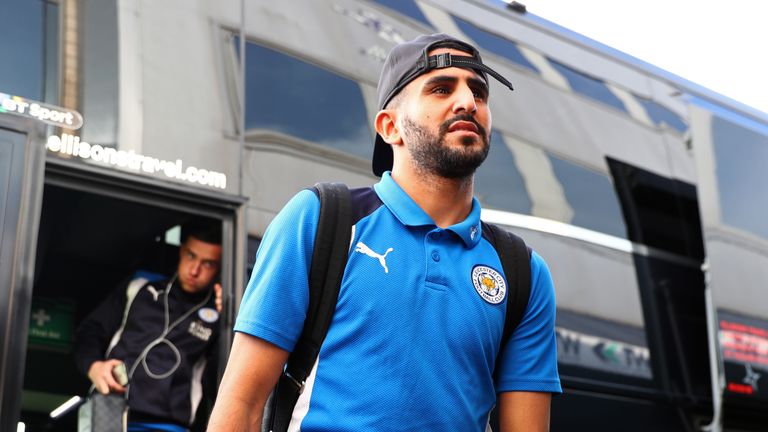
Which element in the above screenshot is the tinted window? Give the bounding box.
[240,40,372,160]
[608,158,703,259]
[79,0,119,146]
[637,98,688,133]
[712,115,768,240]
[549,154,627,238]
[453,17,538,74]
[549,60,627,113]
[475,130,531,214]
[370,0,432,28]
[44,3,60,103]
[0,0,59,102]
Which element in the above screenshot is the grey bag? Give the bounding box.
[78,392,128,432]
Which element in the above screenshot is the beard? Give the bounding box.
[402,114,490,179]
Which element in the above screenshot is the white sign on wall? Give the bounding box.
[47,133,227,190]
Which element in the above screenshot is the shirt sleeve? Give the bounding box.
[234,189,320,352]
[495,250,562,393]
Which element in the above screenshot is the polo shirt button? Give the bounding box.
[431,251,440,261]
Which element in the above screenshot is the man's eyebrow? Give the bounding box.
[467,76,489,94]
[423,75,458,88]
[422,74,489,94]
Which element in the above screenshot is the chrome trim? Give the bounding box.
[701,261,724,432]
[481,208,701,268]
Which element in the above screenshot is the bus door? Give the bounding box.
[5,156,245,431]
[0,114,47,432]
[690,99,768,431]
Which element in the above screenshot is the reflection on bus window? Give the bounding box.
[556,308,652,380]
[475,130,531,214]
[712,115,768,240]
[0,0,59,103]
[636,98,688,134]
[549,60,627,114]
[452,16,539,74]
[549,154,627,238]
[370,0,433,28]
[239,40,372,160]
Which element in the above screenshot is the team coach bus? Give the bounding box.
[1,0,767,430]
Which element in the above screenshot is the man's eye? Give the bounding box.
[472,89,488,100]
[432,86,449,94]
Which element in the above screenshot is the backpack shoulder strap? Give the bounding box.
[268,182,351,432]
[481,222,532,353]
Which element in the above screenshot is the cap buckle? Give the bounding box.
[435,53,452,68]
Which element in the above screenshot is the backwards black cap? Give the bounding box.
[372,33,514,176]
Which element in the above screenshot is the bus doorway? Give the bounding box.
[16,159,245,431]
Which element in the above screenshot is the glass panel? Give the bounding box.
[44,2,60,104]
[370,0,432,28]
[0,0,45,100]
[452,16,538,74]
[637,98,687,133]
[79,0,119,147]
[549,154,627,238]
[549,60,627,113]
[475,130,531,214]
[712,115,768,240]
[241,41,372,159]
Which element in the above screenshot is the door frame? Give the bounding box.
[1,141,246,428]
[0,115,47,431]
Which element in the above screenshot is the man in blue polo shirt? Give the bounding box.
[208,33,561,431]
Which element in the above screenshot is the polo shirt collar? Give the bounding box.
[374,172,483,248]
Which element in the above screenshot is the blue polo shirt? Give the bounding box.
[235,172,561,431]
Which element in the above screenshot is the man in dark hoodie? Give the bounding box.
[74,222,223,431]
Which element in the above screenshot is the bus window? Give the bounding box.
[452,15,539,74]
[711,115,768,240]
[0,0,59,103]
[370,0,433,29]
[549,154,627,239]
[474,129,532,215]
[549,60,627,114]
[237,39,372,160]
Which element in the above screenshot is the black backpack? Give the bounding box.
[263,182,531,432]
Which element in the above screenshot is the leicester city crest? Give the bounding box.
[198,307,219,323]
[471,265,507,304]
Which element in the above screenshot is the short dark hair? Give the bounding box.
[181,219,221,245]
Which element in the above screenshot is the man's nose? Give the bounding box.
[189,261,201,276]
[452,85,477,114]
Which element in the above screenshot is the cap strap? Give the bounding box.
[426,53,514,91]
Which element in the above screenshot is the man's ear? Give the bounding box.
[375,110,403,146]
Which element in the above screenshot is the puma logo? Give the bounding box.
[355,242,394,273]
